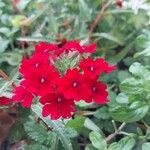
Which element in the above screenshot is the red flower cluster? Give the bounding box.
[12,40,116,120]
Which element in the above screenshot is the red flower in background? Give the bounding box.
[63,40,96,53]
[56,68,91,101]
[21,64,59,96]
[80,57,116,79]
[34,42,65,59]
[80,43,96,53]
[116,0,123,8]
[34,42,58,55]
[63,40,83,52]
[40,93,75,120]
[0,97,12,106]
[12,86,34,108]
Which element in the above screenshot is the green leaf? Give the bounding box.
[116,93,129,104]
[25,144,48,150]
[108,42,134,63]
[11,15,27,27]
[85,144,98,150]
[49,15,58,36]
[108,142,120,150]
[4,51,22,66]
[142,143,150,150]
[109,101,149,123]
[108,136,135,150]
[17,0,32,11]
[135,34,148,48]
[66,117,85,133]
[17,36,53,42]
[135,34,150,57]
[146,128,150,140]
[24,120,50,144]
[76,100,93,108]
[9,122,26,143]
[118,70,130,82]
[134,47,150,57]
[89,131,107,150]
[94,106,110,119]
[129,62,150,78]
[84,118,101,133]
[0,69,19,95]
[32,104,74,150]
[118,136,135,150]
[0,37,9,53]
[95,32,123,45]
[79,0,91,22]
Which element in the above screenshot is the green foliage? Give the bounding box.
[108,136,135,150]
[109,62,150,123]
[89,131,107,150]
[32,104,78,150]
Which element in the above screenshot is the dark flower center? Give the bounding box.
[57,97,62,102]
[92,86,97,92]
[88,66,95,72]
[35,63,39,67]
[40,77,45,83]
[44,49,49,52]
[72,81,78,88]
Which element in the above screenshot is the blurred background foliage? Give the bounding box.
[0,0,150,150]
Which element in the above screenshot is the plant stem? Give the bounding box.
[90,0,113,33]
[106,122,126,142]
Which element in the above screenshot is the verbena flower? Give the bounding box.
[40,92,75,120]
[80,57,116,79]
[11,40,116,119]
[56,68,91,101]
[21,64,59,96]
[12,86,34,108]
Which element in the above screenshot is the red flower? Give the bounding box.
[79,57,116,79]
[63,40,96,53]
[40,93,75,120]
[56,68,91,101]
[21,64,59,96]
[12,86,34,108]
[34,42,58,55]
[80,43,96,53]
[19,53,49,77]
[116,0,123,8]
[34,42,65,59]
[89,80,109,104]
[0,97,12,106]
[63,40,83,52]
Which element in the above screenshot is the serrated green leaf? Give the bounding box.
[24,121,49,144]
[89,131,107,150]
[109,101,149,123]
[108,136,135,150]
[25,143,48,150]
[32,104,74,150]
